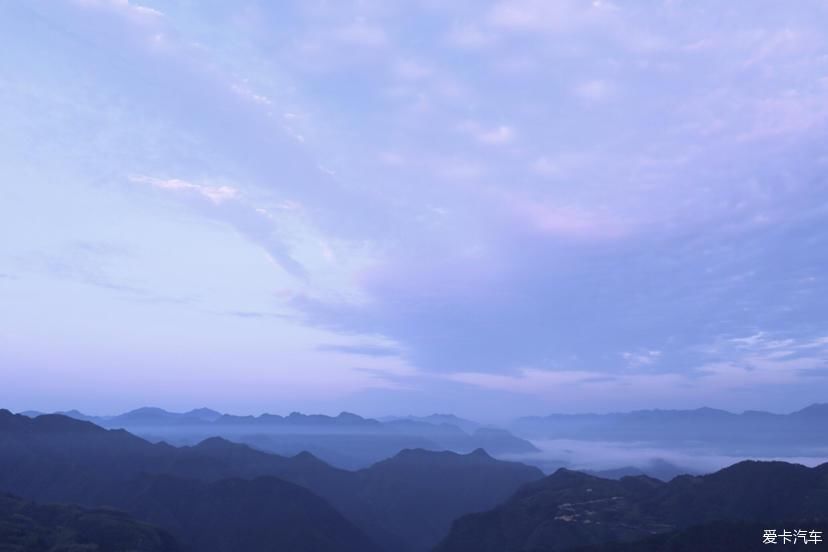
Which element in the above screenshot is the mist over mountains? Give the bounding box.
[20,402,828,478]
[2,404,828,551]
[19,406,539,470]
[0,409,540,552]
[514,403,828,450]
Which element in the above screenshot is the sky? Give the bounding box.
[1,0,827,420]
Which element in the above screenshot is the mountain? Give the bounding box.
[790,402,828,419]
[184,407,223,421]
[0,492,180,552]
[0,409,542,552]
[512,404,828,453]
[585,459,695,482]
[348,448,543,552]
[0,409,380,551]
[235,430,440,469]
[381,414,482,433]
[116,475,381,552]
[44,406,538,468]
[172,438,542,551]
[469,427,540,454]
[107,406,227,426]
[435,460,828,552]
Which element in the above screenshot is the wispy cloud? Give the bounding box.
[315,343,401,357]
[447,330,828,407]
[131,175,308,279]
[573,79,615,103]
[621,350,662,368]
[130,176,239,205]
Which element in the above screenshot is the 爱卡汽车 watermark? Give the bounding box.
[763,529,823,545]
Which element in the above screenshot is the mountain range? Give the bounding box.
[21,407,538,469]
[512,404,828,455]
[4,406,828,551]
[0,409,541,552]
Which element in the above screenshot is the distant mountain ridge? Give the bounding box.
[512,403,828,450]
[26,406,538,468]
[380,413,482,433]
[584,458,696,482]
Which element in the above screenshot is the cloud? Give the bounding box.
[446,25,496,49]
[447,330,828,405]
[130,176,238,204]
[335,20,388,47]
[622,350,662,368]
[131,175,308,279]
[6,0,828,412]
[487,0,616,34]
[448,368,684,400]
[393,59,433,80]
[218,310,293,321]
[507,200,629,240]
[293,199,828,380]
[315,343,401,357]
[73,0,163,21]
[14,241,155,298]
[477,125,516,145]
[457,121,516,145]
[573,79,614,102]
[59,1,828,386]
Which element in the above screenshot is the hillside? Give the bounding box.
[435,461,828,551]
[0,492,180,552]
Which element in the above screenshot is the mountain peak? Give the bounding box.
[31,413,102,433]
[189,407,220,414]
[119,406,173,418]
[792,403,828,416]
[186,407,222,419]
[292,450,326,465]
[194,436,239,450]
[468,447,492,459]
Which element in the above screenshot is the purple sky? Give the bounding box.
[1,0,827,420]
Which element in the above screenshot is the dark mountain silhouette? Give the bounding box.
[435,460,828,552]
[347,448,543,552]
[0,409,542,552]
[513,403,828,453]
[49,407,537,468]
[0,492,180,551]
[0,410,379,551]
[115,475,381,552]
[170,438,542,551]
